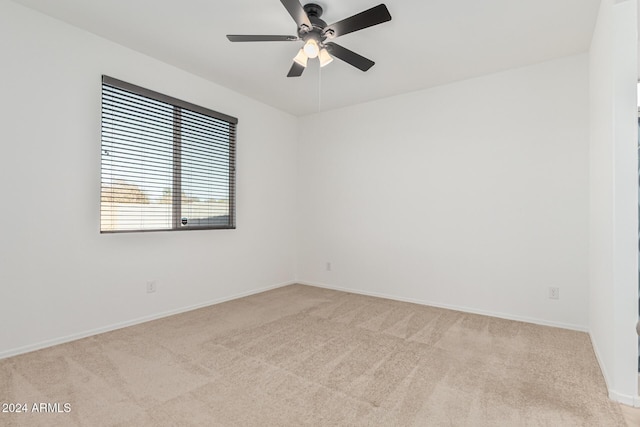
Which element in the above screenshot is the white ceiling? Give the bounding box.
[11,0,601,116]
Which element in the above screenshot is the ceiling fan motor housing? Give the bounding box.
[299,3,330,43]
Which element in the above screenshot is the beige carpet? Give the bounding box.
[621,403,640,426]
[0,284,627,426]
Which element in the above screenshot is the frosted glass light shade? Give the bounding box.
[318,48,333,67]
[303,39,319,58]
[293,49,308,67]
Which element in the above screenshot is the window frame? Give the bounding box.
[100,75,238,233]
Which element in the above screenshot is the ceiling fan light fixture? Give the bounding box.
[293,48,308,67]
[303,39,319,59]
[318,48,333,67]
[227,2,392,78]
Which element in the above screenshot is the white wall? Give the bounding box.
[588,0,638,405]
[0,1,298,357]
[297,54,590,330]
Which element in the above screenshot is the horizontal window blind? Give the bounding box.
[101,76,237,233]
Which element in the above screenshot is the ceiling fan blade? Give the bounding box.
[280,0,312,29]
[227,35,298,42]
[324,42,374,72]
[287,62,305,77]
[324,4,391,38]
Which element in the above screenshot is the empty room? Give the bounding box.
[1,0,639,425]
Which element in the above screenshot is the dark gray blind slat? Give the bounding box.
[102,75,238,124]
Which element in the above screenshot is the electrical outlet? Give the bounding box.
[326,262,332,271]
[548,287,559,300]
[147,281,157,293]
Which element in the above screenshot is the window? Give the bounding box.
[100,76,237,233]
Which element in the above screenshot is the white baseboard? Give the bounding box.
[0,280,295,360]
[609,390,640,407]
[589,332,613,397]
[590,332,640,407]
[297,280,588,332]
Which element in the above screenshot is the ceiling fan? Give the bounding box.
[227,0,392,77]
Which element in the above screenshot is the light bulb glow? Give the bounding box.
[303,39,319,59]
[293,49,308,67]
[318,48,333,67]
